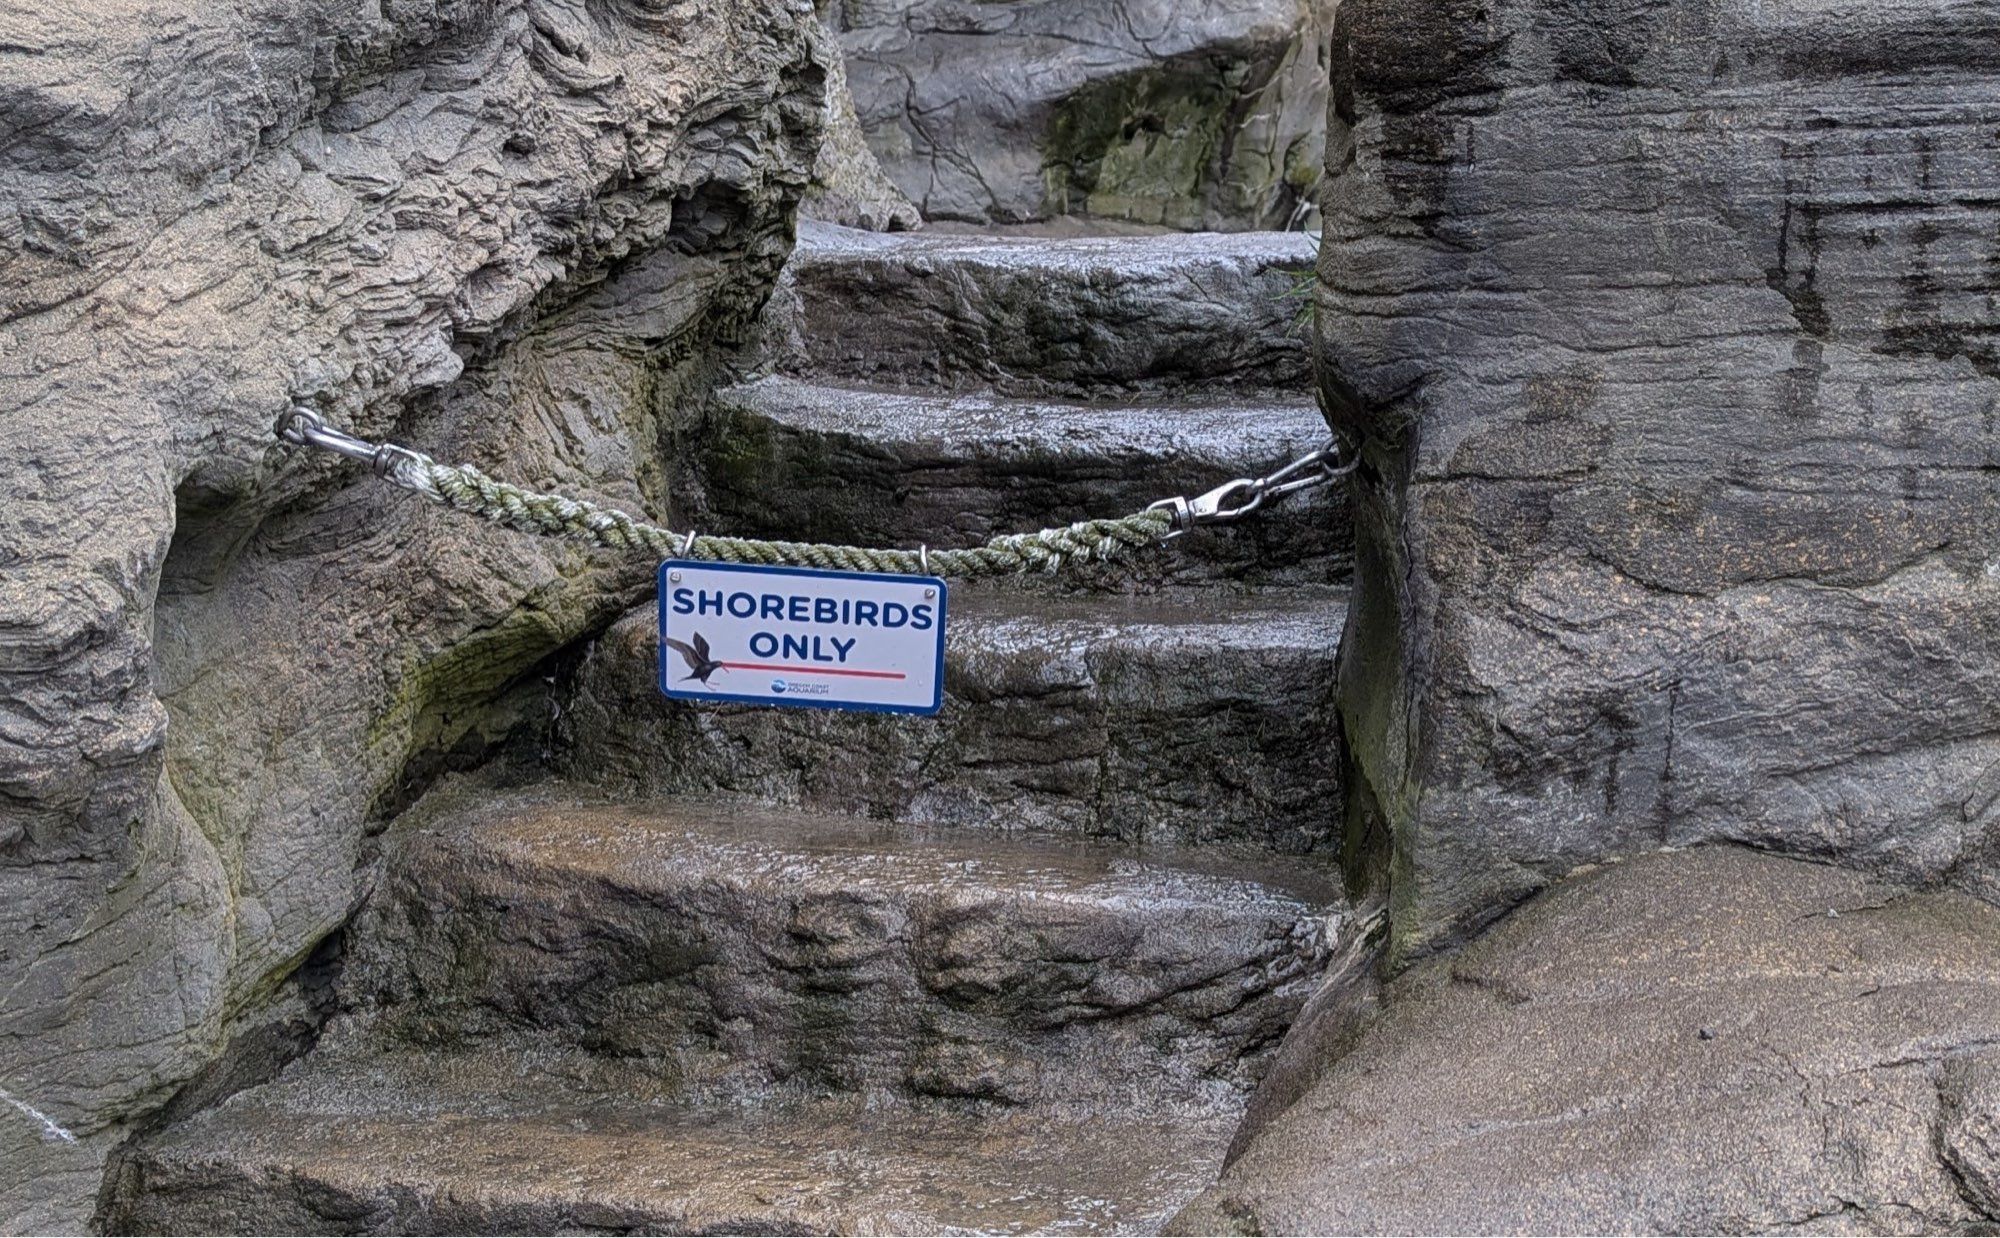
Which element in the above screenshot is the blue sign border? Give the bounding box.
[656,559,948,716]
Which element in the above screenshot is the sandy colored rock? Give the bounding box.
[107,1053,1240,1236]
[348,783,1340,1102]
[1174,847,2000,1234]
[103,777,1350,1234]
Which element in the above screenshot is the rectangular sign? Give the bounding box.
[657,560,946,715]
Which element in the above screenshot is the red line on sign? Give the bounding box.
[719,661,907,680]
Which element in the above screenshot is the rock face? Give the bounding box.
[326,786,1335,1111]
[1174,847,2000,1234]
[0,2,822,1228]
[801,4,921,231]
[563,591,1344,850]
[756,222,1321,396]
[832,0,1333,230]
[1323,0,2000,957]
[699,376,1339,583]
[112,1072,1243,1236]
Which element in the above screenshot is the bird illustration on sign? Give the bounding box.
[663,631,726,684]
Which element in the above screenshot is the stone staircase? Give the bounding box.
[562,590,1342,850]
[105,224,1352,1235]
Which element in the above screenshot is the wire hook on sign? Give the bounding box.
[275,407,1350,579]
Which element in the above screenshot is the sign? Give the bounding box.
[656,560,947,715]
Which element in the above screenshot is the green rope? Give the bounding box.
[390,454,1173,579]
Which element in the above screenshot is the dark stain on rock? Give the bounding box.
[1333,0,1507,117]
[1599,703,1638,816]
[1767,196,1832,341]
[1378,111,1465,229]
[1880,216,2000,378]
[1042,53,1255,229]
[1448,965,1532,1006]
[1546,0,1670,87]
[1781,339,1827,420]
[1653,677,1682,841]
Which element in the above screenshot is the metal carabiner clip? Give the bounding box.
[1259,443,1358,502]
[1147,477,1271,538]
[279,407,425,479]
[1146,439,1353,539]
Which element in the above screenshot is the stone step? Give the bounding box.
[557,587,1346,854]
[695,376,1346,587]
[756,221,1317,396]
[108,1051,1242,1235]
[337,785,1336,1108]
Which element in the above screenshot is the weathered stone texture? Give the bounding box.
[801,3,921,230]
[347,786,1337,1106]
[759,222,1319,396]
[0,1,821,1228]
[1322,0,2000,957]
[700,376,1342,585]
[107,1060,1242,1235]
[1943,1056,2000,1220]
[1174,847,2000,1234]
[832,0,1333,229]
[100,778,1345,1234]
[559,590,1345,851]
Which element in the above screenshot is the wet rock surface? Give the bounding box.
[560,588,1346,851]
[1322,0,2000,956]
[15,0,1348,1228]
[31,0,2000,1231]
[559,210,1354,856]
[1173,847,2000,1235]
[702,376,1342,585]
[108,1053,1239,1236]
[830,0,1333,230]
[801,3,922,231]
[349,783,1338,1104]
[0,0,821,1226]
[757,222,1318,396]
[103,778,1342,1234]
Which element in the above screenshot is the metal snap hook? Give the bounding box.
[279,406,424,479]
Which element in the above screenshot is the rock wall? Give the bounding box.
[801,2,921,230]
[0,1,822,1229]
[1177,846,2000,1232]
[1322,0,2000,959]
[833,0,1333,230]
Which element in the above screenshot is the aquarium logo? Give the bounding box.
[770,680,787,694]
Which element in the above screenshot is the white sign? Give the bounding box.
[657,560,946,715]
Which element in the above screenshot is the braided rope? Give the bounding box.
[389,454,1173,579]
